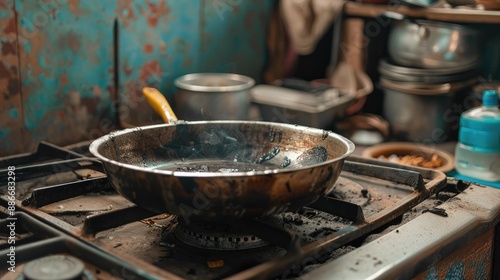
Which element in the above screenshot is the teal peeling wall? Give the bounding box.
[0,0,274,156]
[16,0,116,147]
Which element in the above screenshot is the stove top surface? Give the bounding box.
[0,141,498,280]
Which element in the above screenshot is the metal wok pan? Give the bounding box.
[89,88,354,221]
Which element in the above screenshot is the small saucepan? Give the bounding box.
[174,73,255,121]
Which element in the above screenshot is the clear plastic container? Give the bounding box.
[455,90,500,182]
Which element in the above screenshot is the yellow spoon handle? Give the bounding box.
[142,87,178,123]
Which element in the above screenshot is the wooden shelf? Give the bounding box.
[344,2,500,23]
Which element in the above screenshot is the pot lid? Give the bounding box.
[378,59,480,84]
[380,77,477,96]
[379,58,480,75]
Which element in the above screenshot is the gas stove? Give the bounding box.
[0,141,499,279]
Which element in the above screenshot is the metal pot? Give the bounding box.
[174,73,255,121]
[381,78,476,143]
[387,19,479,69]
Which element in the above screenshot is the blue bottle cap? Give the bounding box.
[459,90,500,153]
[483,90,499,107]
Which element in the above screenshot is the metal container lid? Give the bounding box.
[174,73,255,92]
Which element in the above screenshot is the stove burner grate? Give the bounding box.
[174,219,268,250]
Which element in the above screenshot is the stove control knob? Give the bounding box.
[22,255,86,280]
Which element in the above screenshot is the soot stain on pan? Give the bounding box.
[178,177,199,193]
[269,127,276,142]
[295,146,328,166]
[321,166,334,186]
[281,156,291,168]
[286,146,329,169]
[267,128,283,143]
[152,124,273,172]
[134,127,150,167]
[322,130,329,140]
[109,131,121,161]
[150,123,331,173]
[256,147,280,164]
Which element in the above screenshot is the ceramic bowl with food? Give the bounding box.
[361,142,455,172]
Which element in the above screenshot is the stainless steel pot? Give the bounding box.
[387,20,479,69]
[381,78,476,143]
[174,73,255,121]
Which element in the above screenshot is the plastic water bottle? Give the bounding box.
[455,90,500,182]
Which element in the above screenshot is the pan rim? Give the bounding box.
[89,121,355,177]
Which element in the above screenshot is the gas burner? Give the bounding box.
[174,219,268,250]
[20,255,94,280]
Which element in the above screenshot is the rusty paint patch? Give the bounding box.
[3,18,16,34]
[93,86,102,96]
[139,60,161,82]
[145,1,171,27]
[11,0,116,154]
[67,0,84,15]
[144,43,153,54]
[5,78,19,99]
[159,40,167,55]
[59,71,68,86]
[0,0,25,156]
[81,96,99,113]
[122,61,133,77]
[117,0,137,28]
[57,32,81,53]
[1,40,17,55]
[0,62,10,77]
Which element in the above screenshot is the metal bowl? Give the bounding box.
[388,20,479,69]
[174,73,255,121]
[361,142,455,172]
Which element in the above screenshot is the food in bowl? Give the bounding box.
[377,153,443,169]
[361,142,455,172]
